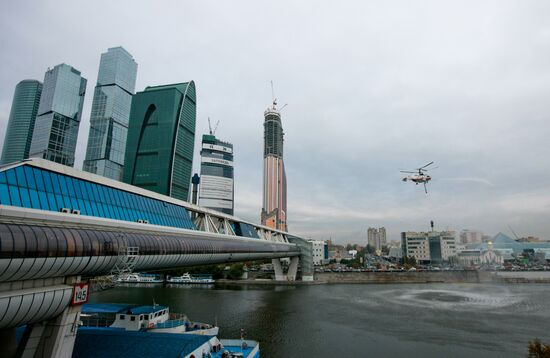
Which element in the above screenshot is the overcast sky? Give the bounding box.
[1,1,549,243]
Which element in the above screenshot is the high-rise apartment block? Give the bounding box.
[29,64,87,167]
[1,80,43,164]
[367,227,387,250]
[123,82,196,201]
[401,231,457,264]
[83,47,137,181]
[198,134,234,215]
[261,102,287,231]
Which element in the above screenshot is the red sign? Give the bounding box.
[71,282,90,305]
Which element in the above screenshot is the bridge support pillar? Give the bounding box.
[12,276,83,358]
[272,258,286,281]
[287,257,299,281]
[28,303,82,358]
[272,257,300,281]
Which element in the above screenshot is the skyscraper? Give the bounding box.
[123,82,196,201]
[83,47,137,181]
[29,64,87,167]
[198,133,234,215]
[261,101,287,231]
[1,80,42,164]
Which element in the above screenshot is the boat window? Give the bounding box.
[130,316,136,321]
[119,315,125,320]
[144,314,149,320]
[140,315,144,320]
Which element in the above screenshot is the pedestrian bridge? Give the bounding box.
[0,159,312,357]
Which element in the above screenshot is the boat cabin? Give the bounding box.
[99,305,170,331]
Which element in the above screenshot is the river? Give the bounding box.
[89,283,550,357]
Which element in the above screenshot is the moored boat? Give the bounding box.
[81,303,219,336]
[77,303,260,357]
[166,273,215,284]
[116,273,163,283]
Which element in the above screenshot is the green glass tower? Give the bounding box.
[123,82,196,201]
[1,80,43,164]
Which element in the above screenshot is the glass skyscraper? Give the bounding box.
[261,102,287,231]
[83,47,138,181]
[1,80,43,164]
[123,82,196,201]
[198,134,234,215]
[29,64,87,167]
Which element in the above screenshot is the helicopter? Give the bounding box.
[400,162,436,194]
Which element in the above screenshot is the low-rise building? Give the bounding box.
[308,240,329,265]
[457,242,503,266]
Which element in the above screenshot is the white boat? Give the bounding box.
[166,273,215,284]
[116,273,163,283]
[81,303,219,336]
[78,303,260,357]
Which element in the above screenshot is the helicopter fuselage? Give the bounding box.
[402,174,431,184]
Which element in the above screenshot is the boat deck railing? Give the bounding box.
[80,316,116,328]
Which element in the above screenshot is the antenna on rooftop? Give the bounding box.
[208,117,220,136]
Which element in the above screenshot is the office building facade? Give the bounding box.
[401,231,457,263]
[123,82,196,201]
[29,64,87,167]
[83,47,137,181]
[198,134,234,214]
[261,104,287,231]
[1,80,43,164]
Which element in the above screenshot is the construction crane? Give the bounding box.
[208,117,219,136]
[270,81,288,111]
[508,225,520,240]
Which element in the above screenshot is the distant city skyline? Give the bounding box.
[1,1,549,242]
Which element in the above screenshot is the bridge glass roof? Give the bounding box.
[0,164,195,230]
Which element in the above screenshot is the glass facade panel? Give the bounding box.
[0,164,195,230]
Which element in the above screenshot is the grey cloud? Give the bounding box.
[1,0,549,244]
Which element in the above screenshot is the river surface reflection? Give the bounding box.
[90,283,550,357]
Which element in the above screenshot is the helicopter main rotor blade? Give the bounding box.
[421,166,439,172]
[400,170,416,174]
[419,161,434,169]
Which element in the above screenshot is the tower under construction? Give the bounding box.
[261,98,287,232]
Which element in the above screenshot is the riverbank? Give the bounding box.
[222,270,550,285]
